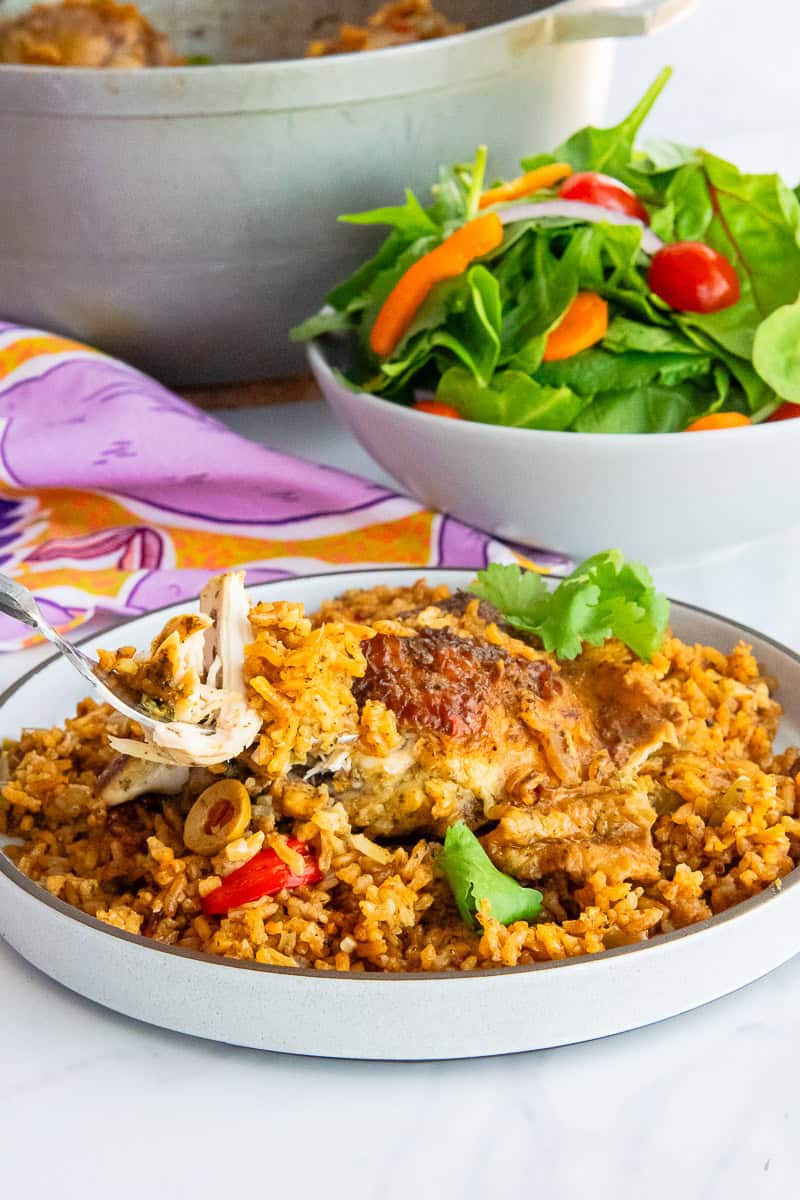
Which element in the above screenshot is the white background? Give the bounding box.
[3,2,800,1197]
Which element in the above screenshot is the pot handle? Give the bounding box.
[552,0,697,41]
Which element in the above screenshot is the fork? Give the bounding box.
[0,573,187,734]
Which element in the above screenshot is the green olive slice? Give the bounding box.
[184,779,252,855]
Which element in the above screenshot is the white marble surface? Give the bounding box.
[3,1,800,1194]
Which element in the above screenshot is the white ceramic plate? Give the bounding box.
[1,569,799,1061]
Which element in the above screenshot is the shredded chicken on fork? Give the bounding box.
[106,572,262,767]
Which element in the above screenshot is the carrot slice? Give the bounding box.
[685,412,751,431]
[542,292,609,362]
[369,213,503,358]
[478,163,573,210]
[413,400,462,418]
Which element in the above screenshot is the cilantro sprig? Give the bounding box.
[439,822,542,929]
[470,548,669,661]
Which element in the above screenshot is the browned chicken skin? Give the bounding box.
[353,625,560,740]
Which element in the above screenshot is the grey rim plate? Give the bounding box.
[0,569,798,1060]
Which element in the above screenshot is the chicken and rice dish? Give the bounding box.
[2,564,799,974]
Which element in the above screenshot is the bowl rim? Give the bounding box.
[1,566,799,985]
[308,338,797,446]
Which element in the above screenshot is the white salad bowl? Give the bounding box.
[309,341,800,565]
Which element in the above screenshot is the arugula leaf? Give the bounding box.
[469,550,669,661]
[753,295,800,401]
[429,161,471,226]
[338,189,439,238]
[439,822,542,929]
[290,308,356,342]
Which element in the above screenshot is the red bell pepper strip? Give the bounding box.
[201,838,322,915]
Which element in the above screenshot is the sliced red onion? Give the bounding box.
[496,200,664,256]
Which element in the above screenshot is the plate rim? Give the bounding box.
[2,565,798,985]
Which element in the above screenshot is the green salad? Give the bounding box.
[293,69,800,433]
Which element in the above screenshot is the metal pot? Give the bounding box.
[0,0,694,385]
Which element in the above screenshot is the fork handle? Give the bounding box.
[0,573,43,629]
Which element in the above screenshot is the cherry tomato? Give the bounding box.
[413,400,462,419]
[685,412,751,432]
[558,171,649,223]
[648,242,740,314]
[767,402,800,422]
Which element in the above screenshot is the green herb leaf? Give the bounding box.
[439,822,542,929]
[470,550,669,661]
[469,560,549,615]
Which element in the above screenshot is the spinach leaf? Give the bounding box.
[434,266,502,385]
[602,315,707,356]
[661,153,800,363]
[498,234,578,363]
[548,67,672,185]
[753,295,800,401]
[437,366,588,430]
[569,382,711,433]
[325,229,410,313]
[537,347,713,396]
